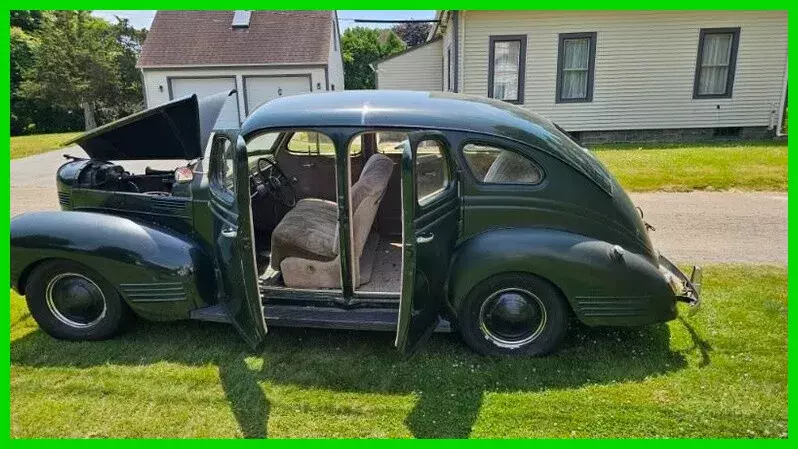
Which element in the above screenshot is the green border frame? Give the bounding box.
[2,3,794,442]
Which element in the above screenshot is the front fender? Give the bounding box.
[448,228,677,326]
[10,211,214,321]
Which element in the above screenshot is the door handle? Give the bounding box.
[221,228,237,238]
[301,163,315,168]
[417,232,434,244]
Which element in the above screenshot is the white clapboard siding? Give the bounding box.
[459,10,787,131]
[375,39,443,91]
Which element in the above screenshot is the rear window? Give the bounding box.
[461,143,543,185]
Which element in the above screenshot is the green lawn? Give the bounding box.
[10,132,81,159]
[593,141,787,192]
[10,265,787,438]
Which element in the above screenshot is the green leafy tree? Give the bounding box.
[18,10,146,131]
[11,11,80,135]
[341,26,405,90]
[10,10,46,32]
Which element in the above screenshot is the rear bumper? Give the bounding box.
[659,255,702,315]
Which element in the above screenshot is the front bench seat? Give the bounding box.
[270,153,394,288]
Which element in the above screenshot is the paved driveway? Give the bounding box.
[633,191,786,265]
[10,149,787,265]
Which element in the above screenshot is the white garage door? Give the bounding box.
[244,76,311,116]
[169,77,240,129]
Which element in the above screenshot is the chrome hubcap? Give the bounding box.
[45,273,107,328]
[478,288,547,348]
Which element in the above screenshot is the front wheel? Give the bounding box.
[25,260,132,341]
[457,273,569,356]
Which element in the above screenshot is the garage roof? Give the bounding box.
[137,10,334,68]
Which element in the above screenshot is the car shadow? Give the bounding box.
[11,318,696,438]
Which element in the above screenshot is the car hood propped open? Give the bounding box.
[64,90,235,160]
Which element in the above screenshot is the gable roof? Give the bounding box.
[137,10,333,68]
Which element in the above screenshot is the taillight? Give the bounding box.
[174,167,194,184]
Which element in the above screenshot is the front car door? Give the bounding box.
[208,132,267,347]
[396,131,460,353]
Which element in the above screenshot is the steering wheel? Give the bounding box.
[251,157,296,207]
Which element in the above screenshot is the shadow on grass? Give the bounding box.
[11,319,691,438]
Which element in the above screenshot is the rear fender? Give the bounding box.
[10,211,214,321]
[448,228,676,326]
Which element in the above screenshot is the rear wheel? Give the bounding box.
[457,273,569,356]
[25,260,131,341]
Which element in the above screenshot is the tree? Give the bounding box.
[18,10,146,131]
[105,16,148,118]
[11,11,80,134]
[341,26,405,90]
[391,22,432,48]
[10,10,46,32]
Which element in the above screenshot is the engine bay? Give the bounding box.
[72,159,179,196]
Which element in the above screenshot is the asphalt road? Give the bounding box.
[10,148,787,265]
[633,191,786,265]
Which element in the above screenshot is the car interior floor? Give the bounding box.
[258,232,402,295]
[357,234,402,294]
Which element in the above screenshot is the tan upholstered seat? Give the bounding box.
[270,198,338,269]
[270,153,394,288]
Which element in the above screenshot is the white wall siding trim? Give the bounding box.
[328,13,345,91]
[375,39,444,91]
[460,10,787,131]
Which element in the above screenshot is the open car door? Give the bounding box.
[208,132,267,348]
[395,131,460,354]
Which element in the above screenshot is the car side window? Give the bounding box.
[461,143,544,185]
[211,135,235,196]
[416,139,449,205]
[287,131,341,155]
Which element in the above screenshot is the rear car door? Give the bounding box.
[396,131,460,354]
[208,132,267,347]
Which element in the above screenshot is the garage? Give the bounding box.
[138,11,345,131]
[168,77,240,129]
[243,76,312,116]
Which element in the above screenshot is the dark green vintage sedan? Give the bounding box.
[10,90,700,356]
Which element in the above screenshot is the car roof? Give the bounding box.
[242,90,612,193]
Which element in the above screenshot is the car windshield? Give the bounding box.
[246,131,282,155]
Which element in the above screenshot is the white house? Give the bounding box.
[373,10,788,142]
[137,10,344,129]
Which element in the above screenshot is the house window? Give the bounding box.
[488,35,527,103]
[556,32,597,103]
[693,28,740,99]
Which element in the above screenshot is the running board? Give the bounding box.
[264,304,452,333]
[264,305,398,331]
[189,304,232,323]
[191,304,452,332]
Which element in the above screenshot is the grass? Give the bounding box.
[10,132,81,159]
[10,265,787,438]
[592,140,787,192]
